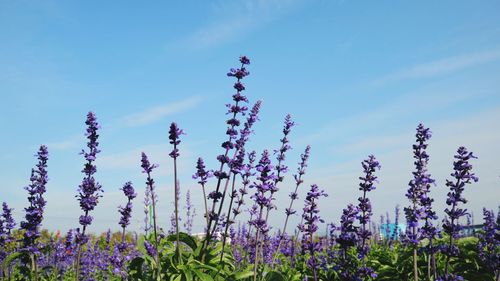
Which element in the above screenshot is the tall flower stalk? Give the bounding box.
[221,101,262,259]
[250,150,276,280]
[298,184,328,281]
[75,112,102,280]
[477,208,499,279]
[441,146,478,280]
[404,123,434,281]
[184,190,195,235]
[204,56,251,252]
[337,204,360,280]
[193,158,212,225]
[231,151,257,222]
[274,145,311,263]
[118,182,136,241]
[114,182,136,279]
[356,155,380,280]
[141,152,160,276]
[1,202,16,278]
[20,145,49,280]
[264,114,294,222]
[169,122,183,259]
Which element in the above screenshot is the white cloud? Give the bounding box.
[98,143,195,177]
[178,0,300,49]
[121,96,203,127]
[45,134,81,150]
[374,47,500,86]
[298,107,500,227]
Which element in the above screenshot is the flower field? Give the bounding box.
[0,56,498,281]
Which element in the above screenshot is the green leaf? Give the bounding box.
[128,257,145,279]
[233,271,254,280]
[2,251,22,270]
[192,269,214,281]
[264,271,286,281]
[167,232,198,251]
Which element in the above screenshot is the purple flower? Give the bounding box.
[336,204,360,280]
[356,155,380,260]
[404,124,435,246]
[76,112,102,239]
[183,190,196,234]
[193,158,212,185]
[477,208,499,274]
[298,184,327,281]
[140,152,160,264]
[1,203,15,234]
[274,114,295,184]
[118,182,136,230]
[0,202,16,265]
[20,145,49,253]
[442,146,478,278]
[232,151,257,217]
[227,67,250,79]
[250,150,276,212]
[239,55,250,65]
[390,205,401,241]
[168,122,184,158]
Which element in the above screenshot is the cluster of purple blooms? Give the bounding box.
[20,145,49,254]
[439,146,479,281]
[404,124,436,247]
[298,184,328,280]
[1,55,498,281]
[76,112,103,242]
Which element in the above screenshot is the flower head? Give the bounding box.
[168,122,184,158]
[21,145,49,252]
[193,157,212,185]
[76,112,102,235]
[118,182,136,229]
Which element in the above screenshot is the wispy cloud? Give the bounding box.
[45,134,81,150]
[178,0,300,49]
[374,47,500,86]
[302,107,500,225]
[99,143,194,176]
[121,96,202,127]
[297,84,483,146]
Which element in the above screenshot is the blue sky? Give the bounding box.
[1,0,499,234]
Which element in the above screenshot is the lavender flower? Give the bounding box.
[21,145,49,253]
[0,202,16,267]
[357,155,380,258]
[404,124,435,246]
[298,184,328,281]
[169,122,184,258]
[168,122,184,159]
[250,150,277,276]
[250,150,276,219]
[403,124,436,281]
[2,202,16,232]
[183,190,196,235]
[193,157,212,186]
[477,208,499,276]
[273,146,311,264]
[336,204,360,281]
[391,205,401,241]
[144,186,152,234]
[441,146,478,279]
[203,57,252,255]
[76,112,102,244]
[72,113,102,278]
[144,240,157,258]
[141,152,160,273]
[118,182,136,232]
[274,114,295,183]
